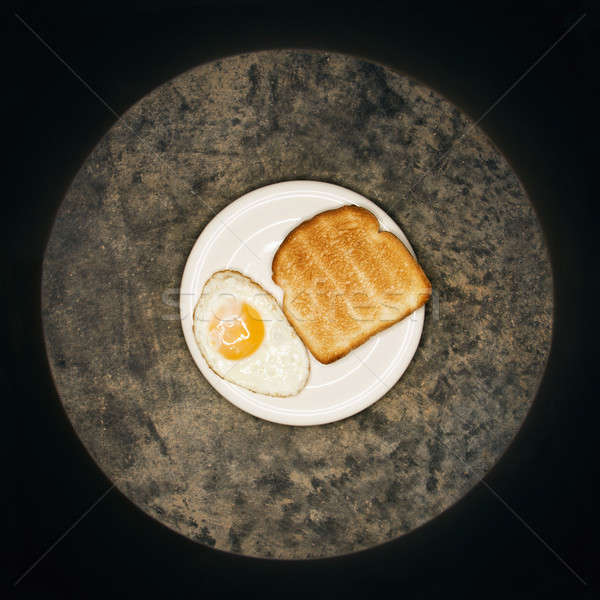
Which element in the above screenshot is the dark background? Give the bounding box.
[4,1,598,598]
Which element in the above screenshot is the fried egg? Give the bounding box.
[193,270,310,397]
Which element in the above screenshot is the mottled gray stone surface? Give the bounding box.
[42,50,552,559]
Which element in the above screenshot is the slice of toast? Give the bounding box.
[272,205,431,364]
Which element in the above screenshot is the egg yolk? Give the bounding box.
[209,302,264,360]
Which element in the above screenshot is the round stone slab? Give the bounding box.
[42,50,552,559]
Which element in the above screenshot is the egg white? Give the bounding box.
[193,270,310,397]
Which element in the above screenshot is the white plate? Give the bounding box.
[180,181,425,426]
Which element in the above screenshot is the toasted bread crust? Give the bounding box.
[272,206,431,364]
